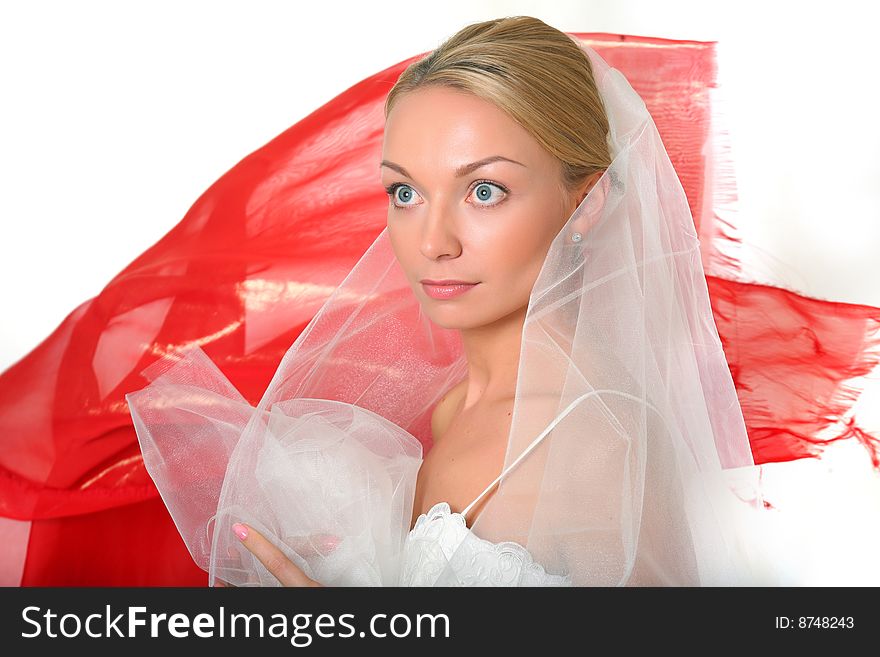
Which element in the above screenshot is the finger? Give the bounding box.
[229,533,337,557]
[286,533,341,557]
[232,523,321,587]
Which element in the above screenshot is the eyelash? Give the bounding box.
[383,179,510,210]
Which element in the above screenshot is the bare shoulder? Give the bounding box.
[430,378,467,442]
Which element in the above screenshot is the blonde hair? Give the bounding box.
[384,16,612,197]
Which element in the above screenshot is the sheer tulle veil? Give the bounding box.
[125,37,780,586]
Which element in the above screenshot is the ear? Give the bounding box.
[576,170,604,206]
[565,169,607,237]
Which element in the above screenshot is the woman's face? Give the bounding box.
[381,85,582,330]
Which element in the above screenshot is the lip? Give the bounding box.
[420,280,479,300]
[420,279,477,285]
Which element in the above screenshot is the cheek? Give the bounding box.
[387,222,420,280]
[476,217,554,285]
[387,219,407,257]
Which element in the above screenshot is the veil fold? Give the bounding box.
[126,41,782,586]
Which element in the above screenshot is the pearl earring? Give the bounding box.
[571,232,582,243]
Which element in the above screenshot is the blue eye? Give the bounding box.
[384,183,420,208]
[471,182,506,205]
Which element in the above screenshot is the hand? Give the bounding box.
[215,523,335,587]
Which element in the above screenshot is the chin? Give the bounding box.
[420,304,484,331]
[422,310,469,331]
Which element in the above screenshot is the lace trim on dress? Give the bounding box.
[400,501,572,586]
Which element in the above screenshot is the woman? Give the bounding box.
[128,16,791,587]
[228,27,609,585]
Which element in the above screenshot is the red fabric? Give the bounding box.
[708,276,880,467]
[21,498,205,586]
[1,32,877,585]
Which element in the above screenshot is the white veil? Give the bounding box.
[125,40,778,586]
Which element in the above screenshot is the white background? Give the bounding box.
[1,0,878,374]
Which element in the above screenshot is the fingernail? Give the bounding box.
[232,523,248,541]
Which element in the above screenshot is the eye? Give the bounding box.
[384,183,422,209]
[469,180,508,207]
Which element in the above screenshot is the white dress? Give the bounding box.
[398,470,572,587]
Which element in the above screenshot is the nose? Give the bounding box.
[419,202,462,260]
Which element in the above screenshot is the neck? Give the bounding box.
[458,304,527,409]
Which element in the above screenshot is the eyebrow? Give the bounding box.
[379,155,526,179]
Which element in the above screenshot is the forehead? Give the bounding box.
[381,86,541,162]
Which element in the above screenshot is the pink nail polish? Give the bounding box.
[232,523,248,541]
[321,535,340,550]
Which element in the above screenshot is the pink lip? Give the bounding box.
[421,282,479,299]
